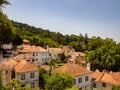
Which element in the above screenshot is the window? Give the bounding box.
[42,53,44,56]
[30,83,35,88]
[102,83,106,88]
[30,73,34,78]
[85,76,89,82]
[33,53,35,56]
[79,87,82,90]
[93,83,97,88]
[21,84,25,87]
[78,78,82,83]
[73,79,76,85]
[6,70,8,74]
[36,53,38,56]
[21,74,25,80]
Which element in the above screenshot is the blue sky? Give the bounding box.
[3,0,120,42]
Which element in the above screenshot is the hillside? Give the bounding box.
[12,21,88,51]
[12,21,120,71]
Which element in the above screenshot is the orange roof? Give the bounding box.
[23,39,30,43]
[74,52,85,57]
[101,73,118,85]
[92,70,120,85]
[14,60,38,73]
[92,70,104,81]
[19,45,48,53]
[53,63,92,77]
[112,72,120,85]
[40,65,51,71]
[62,46,74,51]
[0,59,18,70]
[50,48,63,54]
[15,54,33,60]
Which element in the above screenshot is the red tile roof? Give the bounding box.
[101,73,118,85]
[92,70,120,85]
[14,60,38,73]
[18,45,48,53]
[49,48,63,54]
[0,59,18,70]
[40,65,51,71]
[53,63,92,77]
[92,70,104,81]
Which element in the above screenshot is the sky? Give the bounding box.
[3,0,120,42]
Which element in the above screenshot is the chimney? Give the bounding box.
[86,62,91,70]
[103,69,106,73]
[110,71,113,74]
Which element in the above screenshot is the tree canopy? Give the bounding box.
[0,12,16,44]
[45,72,74,90]
[85,37,120,71]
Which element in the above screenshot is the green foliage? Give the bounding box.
[85,37,120,71]
[0,12,16,44]
[49,55,67,68]
[39,68,50,89]
[112,86,120,90]
[12,21,89,51]
[65,87,78,90]
[60,53,67,62]
[0,72,5,90]
[0,0,10,9]
[45,72,74,90]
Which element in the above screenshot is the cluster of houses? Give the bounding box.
[0,39,120,90]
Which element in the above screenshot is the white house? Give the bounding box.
[92,70,120,90]
[14,60,39,88]
[18,39,51,65]
[0,59,18,85]
[54,63,92,90]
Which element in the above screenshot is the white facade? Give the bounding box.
[74,74,92,90]
[15,71,39,88]
[30,51,51,65]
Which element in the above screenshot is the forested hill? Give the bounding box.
[12,21,88,52]
[9,21,120,71]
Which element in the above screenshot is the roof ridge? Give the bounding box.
[18,60,28,73]
[99,72,105,81]
[111,73,119,85]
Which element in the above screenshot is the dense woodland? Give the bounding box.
[1,0,120,72]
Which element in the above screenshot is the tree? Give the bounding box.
[45,72,74,90]
[39,68,49,90]
[0,0,10,12]
[65,87,78,90]
[0,12,16,44]
[60,53,66,63]
[0,0,9,6]
[0,72,5,90]
[12,34,23,45]
[6,78,31,90]
[85,37,120,71]
[112,86,120,90]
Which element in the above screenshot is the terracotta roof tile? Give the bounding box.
[40,65,51,71]
[92,70,120,85]
[74,52,85,57]
[19,45,48,53]
[92,70,104,81]
[0,59,18,70]
[111,72,120,85]
[15,54,33,60]
[53,63,92,77]
[101,73,118,85]
[14,60,38,73]
[50,48,63,54]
